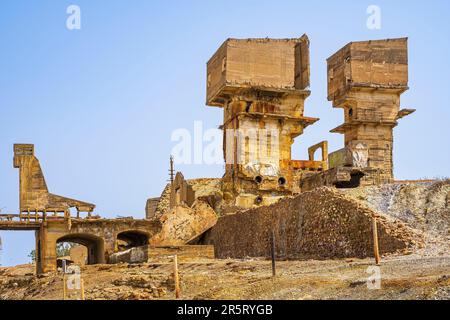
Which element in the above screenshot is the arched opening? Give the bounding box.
[348,108,353,117]
[116,230,149,252]
[56,233,105,266]
[312,148,321,161]
[334,172,364,189]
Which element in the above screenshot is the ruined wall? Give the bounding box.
[13,144,95,213]
[145,198,160,219]
[154,184,171,217]
[37,218,161,273]
[202,188,423,260]
[169,172,195,208]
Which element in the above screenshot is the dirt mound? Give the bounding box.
[202,187,424,260]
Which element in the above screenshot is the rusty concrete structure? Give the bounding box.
[206,35,328,208]
[204,35,415,209]
[145,197,160,219]
[1,144,216,274]
[148,175,220,245]
[0,211,159,274]
[13,144,95,216]
[2,35,419,275]
[149,35,416,217]
[170,172,196,208]
[327,38,415,184]
[0,145,161,273]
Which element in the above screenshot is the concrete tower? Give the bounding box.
[327,38,415,184]
[206,35,324,208]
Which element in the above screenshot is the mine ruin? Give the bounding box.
[2,35,440,277]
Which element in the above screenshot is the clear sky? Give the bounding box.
[1,0,449,266]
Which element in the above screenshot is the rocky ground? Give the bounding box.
[0,254,449,300]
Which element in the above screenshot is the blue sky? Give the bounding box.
[1,0,449,266]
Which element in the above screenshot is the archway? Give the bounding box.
[334,172,364,189]
[116,230,149,251]
[56,233,105,265]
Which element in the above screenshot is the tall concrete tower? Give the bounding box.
[327,38,415,184]
[206,35,323,208]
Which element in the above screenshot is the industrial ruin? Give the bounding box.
[1,35,433,276]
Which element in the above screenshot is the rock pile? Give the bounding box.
[202,187,424,259]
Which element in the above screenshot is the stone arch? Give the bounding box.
[116,230,150,251]
[57,233,105,265]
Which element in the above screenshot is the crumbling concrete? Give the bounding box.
[109,245,150,264]
[145,197,160,219]
[150,200,218,246]
[35,218,160,273]
[13,144,95,215]
[149,177,222,217]
[206,35,327,209]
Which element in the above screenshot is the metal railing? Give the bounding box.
[0,210,98,224]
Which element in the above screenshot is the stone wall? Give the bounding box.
[145,198,160,219]
[202,188,423,260]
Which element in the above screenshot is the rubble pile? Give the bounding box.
[203,187,425,259]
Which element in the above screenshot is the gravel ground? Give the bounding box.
[1,253,449,300]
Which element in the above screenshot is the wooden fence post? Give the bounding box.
[372,217,381,265]
[174,255,181,299]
